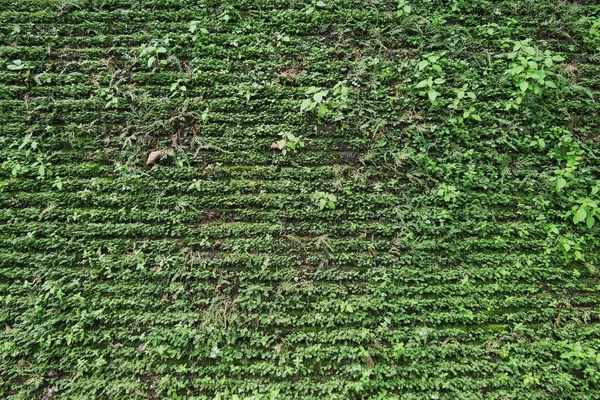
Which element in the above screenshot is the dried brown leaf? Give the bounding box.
[565,63,578,74]
[109,343,124,349]
[270,142,280,150]
[138,342,146,352]
[364,353,375,368]
[153,266,163,272]
[42,387,57,400]
[146,150,162,166]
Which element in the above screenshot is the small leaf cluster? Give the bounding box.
[504,39,564,110]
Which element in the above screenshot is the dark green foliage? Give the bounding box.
[1,0,600,399]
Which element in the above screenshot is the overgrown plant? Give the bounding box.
[312,191,337,210]
[504,39,564,110]
[299,81,349,119]
[271,133,304,155]
[139,39,169,68]
[415,53,446,104]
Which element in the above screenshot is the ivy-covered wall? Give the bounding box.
[1,0,599,399]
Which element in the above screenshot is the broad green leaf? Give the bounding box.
[467,92,476,99]
[433,78,446,84]
[147,56,156,67]
[316,0,326,7]
[573,206,587,224]
[415,79,429,88]
[317,103,328,117]
[520,81,529,92]
[471,114,482,121]
[300,98,312,111]
[538,138,545,149]
[552,55,565,62]
[545,80,557,88]
[417,60,429,70]
[524,46,536,55]
[586,215,595,229]
[556,177,567,192]
[544,58,553,68]
[428,89,439,102]
[313,90,328,102]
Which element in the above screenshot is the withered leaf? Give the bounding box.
[153,266,163,272]
[270,142,280,150]
[138,342,146,352]
[565,64,578,73]
[364,353,375,368]
[441,338,450,346]
[146,150,162,166]
[42,387,57,400]
[109,343,124,349]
